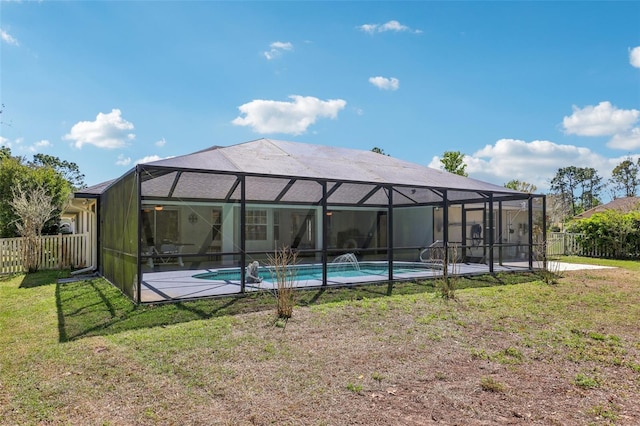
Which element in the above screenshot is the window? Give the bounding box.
[246,210,267,240]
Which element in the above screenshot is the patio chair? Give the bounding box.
[157,242,184,267]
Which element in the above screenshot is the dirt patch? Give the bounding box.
[3,268,640,425]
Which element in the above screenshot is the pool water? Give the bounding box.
[192,262,434,282]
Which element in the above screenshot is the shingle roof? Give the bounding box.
[142,138,522,194]
[78,139,533,205]
[74,179,116,197]
[575,196,640,219]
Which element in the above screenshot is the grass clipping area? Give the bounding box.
[1,262,640,425]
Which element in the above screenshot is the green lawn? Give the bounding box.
[1,260,639,425]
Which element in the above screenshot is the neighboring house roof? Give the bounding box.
[574,196,640,219]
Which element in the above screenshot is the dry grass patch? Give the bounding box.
[1,263,640,425]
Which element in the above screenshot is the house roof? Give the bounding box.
[74,179,116,198]
[575,196,640,219]
[144,138,522,191]
[78,139,535,206]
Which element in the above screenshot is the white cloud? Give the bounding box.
[0,28,19,46]
[358,20,421,34]
[136,155,162,164]
[136,155,175,165]
[368,76,399,91]
[115,154,131,166]
[29,139,51,152]
[232,95,347,135]
[263,41,293,60]
[1,137,51,152]
[155,137,166,147]
[630,46,640,68]
[429,138,617,191]
[563,101,639,136]
[607,127,640,150]
[64,109,135,149]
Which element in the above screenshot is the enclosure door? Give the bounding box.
[464,207,485,262]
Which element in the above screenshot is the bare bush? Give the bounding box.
[266,246,299,320]
[9,183,58,272]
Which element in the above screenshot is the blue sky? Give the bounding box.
[1,1,639,195]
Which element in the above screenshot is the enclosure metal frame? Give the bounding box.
[95,162,546,304]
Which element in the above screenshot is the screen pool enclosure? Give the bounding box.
[77,139,546,304]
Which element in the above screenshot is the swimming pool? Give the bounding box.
[192,261,436,283]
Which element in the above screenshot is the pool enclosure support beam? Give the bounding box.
[135,167,142,304]
[488,193,494,274]
[275,179,296,202]
[321,181,328,287]
[527,196,534,270]
[387,186,394,283]
[322,182,343,203]
[442,190,449,279]
[240,175,246,292]
[358,185,382,205]
[542,195,547,270]
[392,187,419,205]
[461,204,466,261]
[225,177,241,202]
[498,201,503,266]
[166,171,182,198]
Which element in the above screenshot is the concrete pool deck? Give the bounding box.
[139,260,615,303]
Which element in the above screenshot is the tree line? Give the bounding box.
[433,150,639,222]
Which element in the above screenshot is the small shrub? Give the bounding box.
[346,382,363,393]
[574,372,600,389]
[480,376,506,393]
[504,346,524,361]
[267,246,299,320]
[589,403,619,421]
[588,332,606,341]
[470,348,491,360]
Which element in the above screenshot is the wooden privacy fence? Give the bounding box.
[0,233,89,274]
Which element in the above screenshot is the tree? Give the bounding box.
[440,151,468,177]
[504,179,537,193]
[0,146,11,161]
[609,157,639,198]
[550,166,580,216]
[371,147,390,156]
[576,167,603,211]
[549,166,603,219]
[29,153,86,190]
[9,182,58,272]
[0,151,72,237]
